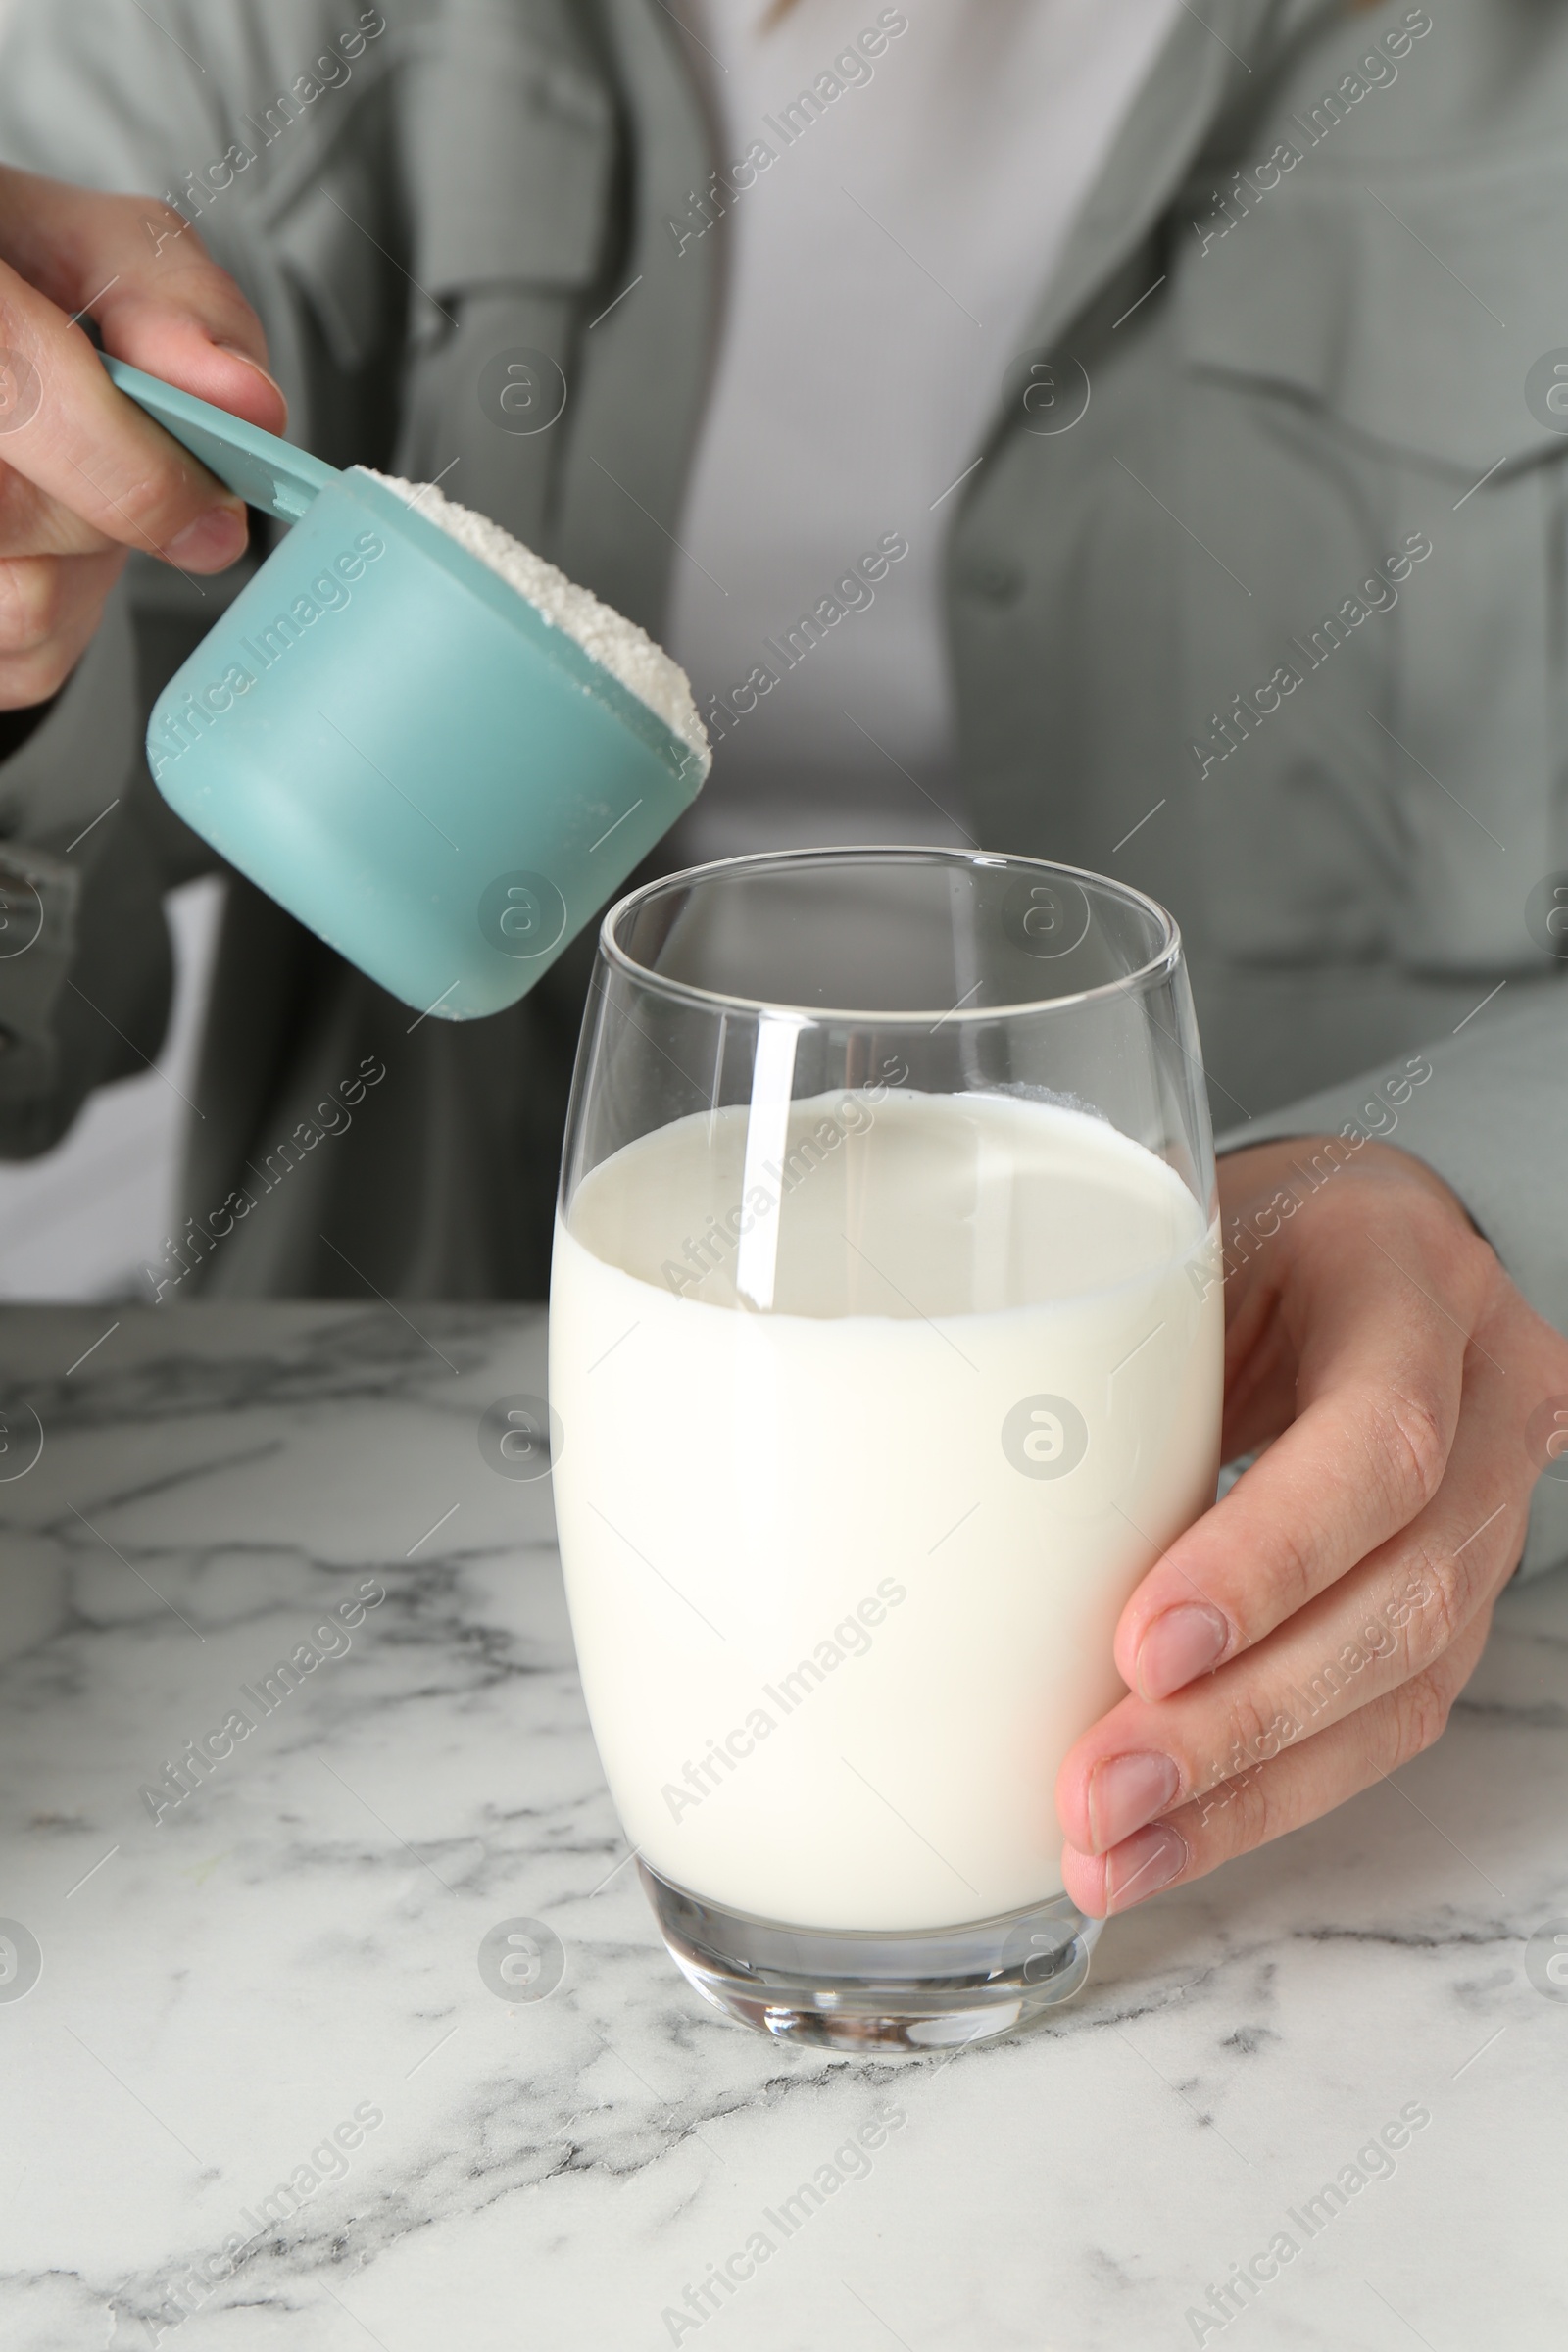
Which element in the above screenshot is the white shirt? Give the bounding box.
[663,0,1180,861]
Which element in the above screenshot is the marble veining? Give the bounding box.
[0,1301,1561,2351]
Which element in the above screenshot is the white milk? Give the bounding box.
[550,1089,1221,1932]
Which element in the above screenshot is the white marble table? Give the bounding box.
[0,1300,1563,2352]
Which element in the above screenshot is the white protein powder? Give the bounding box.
[362,470,710,769]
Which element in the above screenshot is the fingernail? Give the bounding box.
[1104,1823,1188,1913]
[216,342,287,406]
[165,505,249,571]
[1136,1601,1229,1700]
[1088,1749,1181,1851]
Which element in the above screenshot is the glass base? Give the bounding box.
[641,1863,1102,2051]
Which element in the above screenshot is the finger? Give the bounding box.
[1115,1187,1493,1701]
[0,172,284,569]
[1061,1600,1493,1917]
[97,280,286,428]
[0,465,122,558]
[0,165,284,416]
[1056,1327,1524,1856]
[0,550,127,709]
[0,256,248,571]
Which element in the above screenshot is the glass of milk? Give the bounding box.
[550,850,1222,2049]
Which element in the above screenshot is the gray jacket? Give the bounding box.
[1,0,1565,1574]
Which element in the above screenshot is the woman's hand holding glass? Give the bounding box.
[1058,1136,1568,1913]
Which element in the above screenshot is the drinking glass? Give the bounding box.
[550,849,1223,2049]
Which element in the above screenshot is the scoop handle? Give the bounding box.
[101,354,339,523]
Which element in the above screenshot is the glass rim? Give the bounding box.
[600,845,1183,1024]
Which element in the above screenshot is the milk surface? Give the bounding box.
[550,1089,1221,1932]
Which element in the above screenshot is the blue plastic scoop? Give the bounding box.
[104,356,709,1020]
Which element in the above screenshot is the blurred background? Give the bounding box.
[0,877,222,1301]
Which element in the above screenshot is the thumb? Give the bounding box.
[0,165,288,571]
